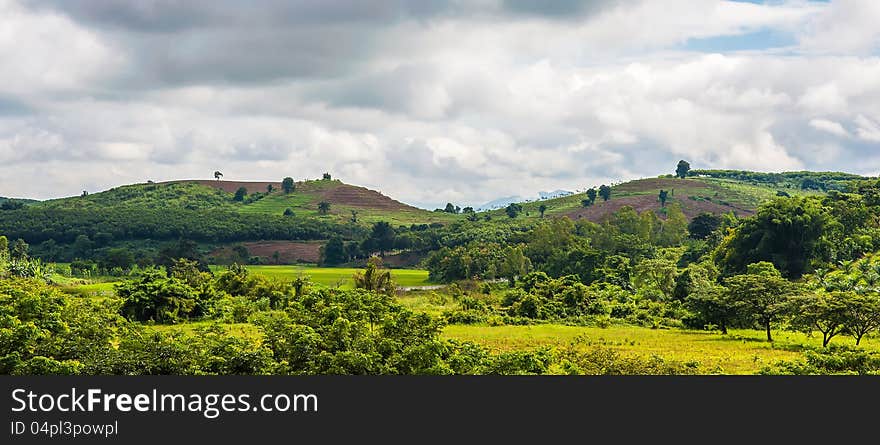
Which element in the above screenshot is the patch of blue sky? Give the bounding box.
[682,28,797,53]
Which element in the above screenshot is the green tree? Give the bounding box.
[214,171,223,181]
[72,240,95,263]
[598,185,612,202]
[724,262,799,341]
[538,204,548,218]
[633,258,677,300]
[657,202,688,247]
[0,235,8,274]
[676,160,690,179]
[100,248,135,271]
[117,269,199,323]
[715,197,832,278]
[586,188,598,205]
[282,177,295,193]
[318,201,331,215]
[444,203,457,213]
[283,208,294,217]
[353,257,395,296]
[266,184,274,193]
[688,213,722,240]
[322,173,332,180]
[321,236,347,265]
[500,246,531,286]
[790,292,849,347]
[658,189,669,207]
[368,221,396,256]
[233,187,247,202]
[506,203,523,219]
[685,284,733,334]
[841,293,880,345]
[10,238,28,261]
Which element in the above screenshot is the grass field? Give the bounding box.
[213,265,432,288]
[442,324,880,374]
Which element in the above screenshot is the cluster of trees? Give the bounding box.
[0,265,697,375]
[0,208,354,263]
[689,169,863,191]
[425,204,691,284]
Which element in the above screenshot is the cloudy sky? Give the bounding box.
[1,0,879,208]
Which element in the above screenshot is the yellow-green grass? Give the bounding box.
[147,322,262,341]
[442,324,880,374]
[700,178,821,209]
[214,265,431,288]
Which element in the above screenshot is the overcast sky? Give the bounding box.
[1,0,879,208]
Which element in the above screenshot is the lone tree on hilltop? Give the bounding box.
[676,160,690,179]
[323,172,332,180]
[282,177,295,193]
[214,171,223,181]
[538,204,548,218]
[598,185,612,202]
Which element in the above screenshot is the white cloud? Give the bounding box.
[855,115,880,142]
[798,0,880,55]
[809,118,851,138]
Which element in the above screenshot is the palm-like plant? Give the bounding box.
[353,257,396,296]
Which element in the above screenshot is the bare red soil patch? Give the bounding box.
[320,184,418,211]
[209,241,323,264]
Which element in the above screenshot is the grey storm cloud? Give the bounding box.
[25,0,623,30]
[502,0,622,18]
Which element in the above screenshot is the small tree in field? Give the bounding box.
[658,189,669,207]
[267,184,274,193]
[538,204,548,218]
[318,201,331,215]
[505,203,523,219]
[724,262,799,342]
[282,177,295,193]
[586,188,598,205]
[233,187,247,202]
[790,292,849,347]
[598,185,612,202]
[842,293,880,345]
[353,257,395,297]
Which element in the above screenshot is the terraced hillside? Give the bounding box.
[189,178,459,225]
[485,175,826,223]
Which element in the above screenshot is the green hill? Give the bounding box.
[482,171,862,223]
[29,178,458,226]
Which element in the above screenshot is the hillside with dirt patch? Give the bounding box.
[208,241,323,264]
